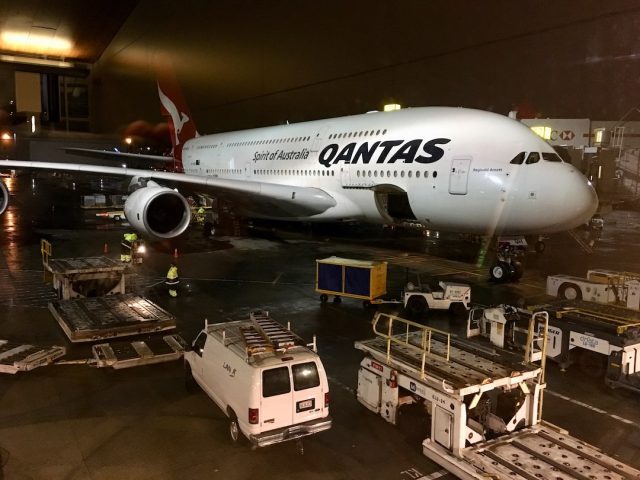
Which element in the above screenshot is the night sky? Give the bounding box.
[89,0,640,135]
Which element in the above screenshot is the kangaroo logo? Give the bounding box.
[157,83,190,146]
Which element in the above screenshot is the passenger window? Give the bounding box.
[192,332,207,357]
[525,152,540,164]
[292,362,320,391]
[542,152,563,162]
[262,367,291,397]
[510,152,525,165]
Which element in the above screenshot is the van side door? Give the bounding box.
[260,366,293,431]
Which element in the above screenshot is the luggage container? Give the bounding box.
[315,256,387,306]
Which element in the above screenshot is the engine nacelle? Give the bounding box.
[0,179,8,215]
[124,186,191,239]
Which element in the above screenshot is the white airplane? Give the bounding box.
[0,80,598,282]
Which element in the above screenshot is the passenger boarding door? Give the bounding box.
[260,367,293,431]
[449,157,471,195]
[291,361,324,424]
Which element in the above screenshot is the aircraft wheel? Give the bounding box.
[559,283,582,301]
[489,262,511,283]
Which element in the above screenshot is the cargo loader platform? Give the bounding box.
[0,340,66,374]
[92,334,187,369]
[48,293,176,342]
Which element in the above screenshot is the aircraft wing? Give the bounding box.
[63,147,174,163]
[0,160,336,217]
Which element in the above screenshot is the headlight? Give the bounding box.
[137,245,146,254]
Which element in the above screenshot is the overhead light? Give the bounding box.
[124,137,133,145]
[1,30,71,55]
[0,54,73,68]
[384,103,401,112]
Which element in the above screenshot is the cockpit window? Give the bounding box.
[510,152,525,165]
[525,152,540,164]
[542,152,563,163]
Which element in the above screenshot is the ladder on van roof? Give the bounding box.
[240,310,302,357]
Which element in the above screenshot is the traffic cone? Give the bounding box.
[173,248,179,259]
[103,243,108,254]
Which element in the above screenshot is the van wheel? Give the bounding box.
[185,364,197,393]
[229,415,245,446]
[559,283,582,301]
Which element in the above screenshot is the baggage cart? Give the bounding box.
[315,256,387,307]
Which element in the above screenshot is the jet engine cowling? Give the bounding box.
[0,179,8,215]
[124,186,191,239]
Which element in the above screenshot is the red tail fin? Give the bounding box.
[157,69,199,173]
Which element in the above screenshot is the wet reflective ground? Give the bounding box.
[1,174,640,479]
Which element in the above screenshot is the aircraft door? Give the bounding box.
[449,157,471,195]
[310,126,331,157]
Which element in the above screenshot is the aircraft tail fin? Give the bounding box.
[157,69,199,173]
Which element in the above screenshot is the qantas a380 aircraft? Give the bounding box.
[0,79,598,282]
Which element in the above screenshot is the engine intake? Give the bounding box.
[0,179,8,215]
[124,186,191,239]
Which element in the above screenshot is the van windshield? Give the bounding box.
[292,362,320,391]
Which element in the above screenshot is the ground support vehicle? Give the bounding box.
[184,310,331,450]
[547,269,640,310]
[48,293,176,342]
[355,312,640,479]
[399,281,470,317]
[316,256,387,306]
[45,256,127,300]
[92,334,186,369]
[0,340,66,374]
[469,301,640,393]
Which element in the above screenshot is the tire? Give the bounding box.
[559,283,582,301]
[228,411,245,446]
[185,363,197,393]
[406,295,428,317]
[512,260,524,280]
[333,296,342,304]
[114,215,121,221]
[449,302,467,318]
[489,262,511,282]
[319,294,328,303]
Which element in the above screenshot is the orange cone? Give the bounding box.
[103,243,108,254]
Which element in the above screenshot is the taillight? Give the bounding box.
[389,370,397,388]
[249,408,259,424]
[324,392,330,408]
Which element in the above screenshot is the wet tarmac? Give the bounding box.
[1,174,640,480]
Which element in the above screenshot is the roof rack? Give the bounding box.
[239,310,304,357]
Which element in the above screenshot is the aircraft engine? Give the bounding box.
[0,179,8,215]
[124,186,191,239]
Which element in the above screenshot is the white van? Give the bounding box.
[184,310,332,447]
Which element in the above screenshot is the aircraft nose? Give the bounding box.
[562,172,599,229]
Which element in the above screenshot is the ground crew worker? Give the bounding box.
[196,206,206,224]
[120,232,137,263]
[166,262,179,297]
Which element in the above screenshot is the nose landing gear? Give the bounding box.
[489,237,526,283]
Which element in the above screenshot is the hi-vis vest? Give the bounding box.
[167,266,179,280]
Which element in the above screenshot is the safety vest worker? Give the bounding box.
[121,232,138,263]
[166,263,179,297]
